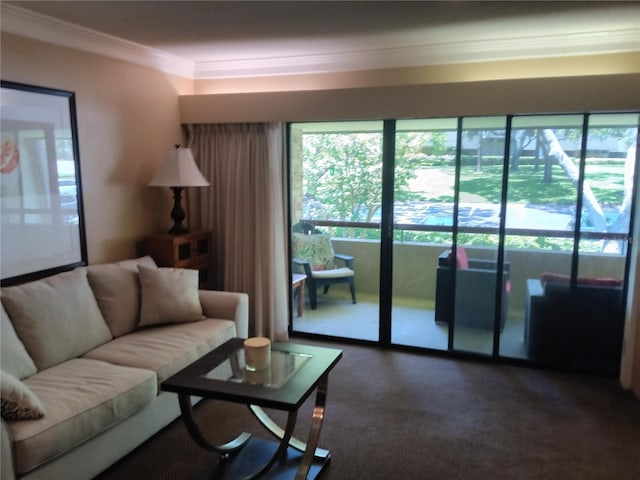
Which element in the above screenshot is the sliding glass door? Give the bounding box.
[289,112,638,374]
[289,121,383,341]
[391,118,457,350]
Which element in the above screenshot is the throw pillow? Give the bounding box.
[88,256,158,337]
[1,370,46,421]
[1,302,37,380]
[1,268,112,370]
[291,233,336,272]
[447,246,469,269]
[138,265,204,327]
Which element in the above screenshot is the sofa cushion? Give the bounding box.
[1,302,37,379]
[1,371,46,421]
[1,268,113,370]
[6,358,157,475]
[83,319,236,384]
[138,265,204,327]
[88,256,157,337]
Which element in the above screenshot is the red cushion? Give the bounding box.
[540,272,623,288]
[577,277,623,287]
[447,246,469,269]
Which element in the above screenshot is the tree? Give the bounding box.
[302,131,446,228]
[538,129,635,252]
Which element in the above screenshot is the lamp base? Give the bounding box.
[168,186,188,235]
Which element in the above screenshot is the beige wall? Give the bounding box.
[193,52,640,94]
[182,49,640,123]
[1,33,193,264]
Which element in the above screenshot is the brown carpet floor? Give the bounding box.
[94,339,640,480]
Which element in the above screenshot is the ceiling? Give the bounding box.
[2,1,639,79]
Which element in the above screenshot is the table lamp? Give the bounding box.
[149,145,209,235]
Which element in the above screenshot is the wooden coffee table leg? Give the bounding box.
[178,394,251,454]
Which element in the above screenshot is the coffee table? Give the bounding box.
[161,338,342,480]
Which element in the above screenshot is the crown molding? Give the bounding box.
[1,4,195,78]
[2,3,639,81]
[194,28,640,79]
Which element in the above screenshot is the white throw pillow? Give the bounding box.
[138,265,204,327]
[1,302,37,379]
[1,370,45,421]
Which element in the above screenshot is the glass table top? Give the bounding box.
[161,338,342,410]
[204,348,313,389]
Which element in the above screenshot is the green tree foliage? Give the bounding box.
[303,131,447,224]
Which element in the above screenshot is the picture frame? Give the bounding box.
[1,81,87,286]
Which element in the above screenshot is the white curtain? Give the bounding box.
[185,123,289,341]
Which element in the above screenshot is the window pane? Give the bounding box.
[458,116,507,244]
[394,118,457,243]
[579,113,638,255]
[506,114,584,250]
[290,121,384,240]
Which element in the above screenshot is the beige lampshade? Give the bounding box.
[149,146,209,187]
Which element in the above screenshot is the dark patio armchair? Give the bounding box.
[291,222,356,309]
[524,274,625,374]
[434,247,510,330]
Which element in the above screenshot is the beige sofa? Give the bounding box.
[0,256,249,480]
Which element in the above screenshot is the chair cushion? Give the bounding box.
[540,272,623,288]
[292,233,336,271]
[1,268,112,370]
[87,256,157,337]
[138,266,204,327]
[1,371,45,421]
[312,267,354,279]
[1,303,37,380]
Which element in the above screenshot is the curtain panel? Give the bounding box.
[185,123,289,341]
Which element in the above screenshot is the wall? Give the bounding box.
[1,33,193,264]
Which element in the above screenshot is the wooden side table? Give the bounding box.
[143,231,212,288]
[292,273,307,317]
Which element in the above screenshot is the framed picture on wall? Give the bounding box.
[1,80,87,286]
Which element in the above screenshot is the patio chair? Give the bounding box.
[291,222,357,309]
[434,246,510,330]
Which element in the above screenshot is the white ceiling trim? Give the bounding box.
[3,3,639,81]
[194,29,640,79]
[1,4,195,78]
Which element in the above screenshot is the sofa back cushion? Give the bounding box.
[1,303,37,380]
[87,256,157,337]
[1,268,112,370]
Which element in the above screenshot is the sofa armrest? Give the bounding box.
[2,419,16,480]
[199,290,249,339]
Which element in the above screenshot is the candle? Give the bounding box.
[244,337,271,370]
